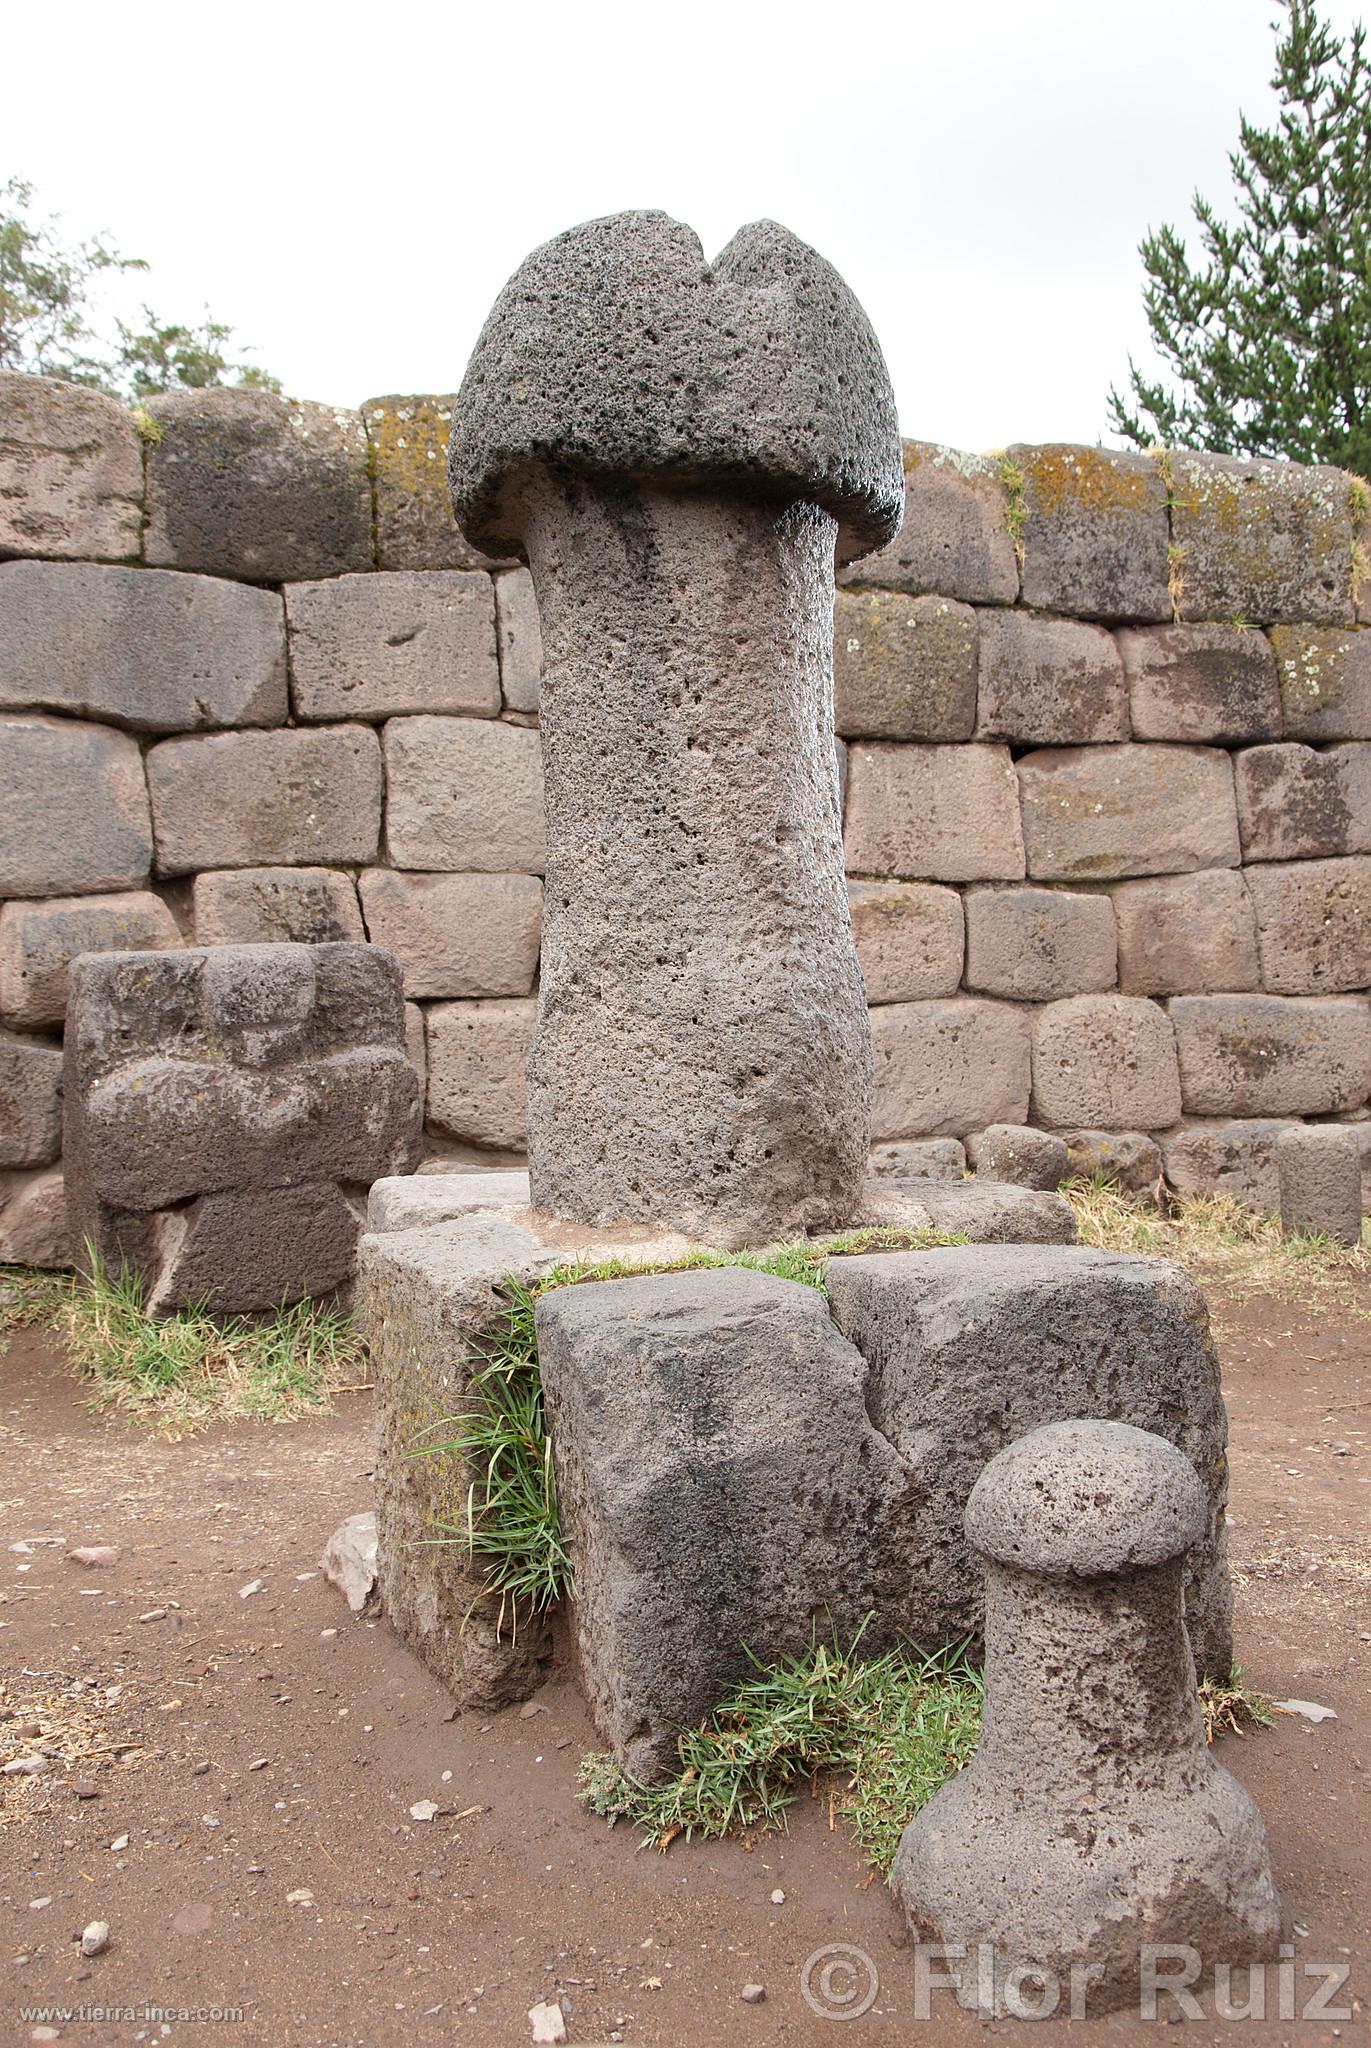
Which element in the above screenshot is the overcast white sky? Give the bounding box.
[8,0,1365,451]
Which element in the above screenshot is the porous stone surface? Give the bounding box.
[870,999,1031,1138]
[1162,1119,1295,1212]
[1031,995,1182,1130]
[0,562,287,731]
[147,726,382,875]
[62,943,421,1307]
[1277,1124,1363,1245]
[967,1124,1069,1190]
[285,571,501,721]
[383,716,546,874]
[833,591,977,740]
[0,892,181,1028]
[863,1176,1077,1245]
[358,870,543,999]
[975,611,1127,746]
[494,568,543,714]
[0,715,152,898]
[0,1165,69,1267]
[847,881,963,1003]
[404,1001,426,1093]
[869,1137,966,1181]
[961,883,1116,1001]
[840,442,1020,604]
[891,1418,1279,2015]
[0,373,142,561]
[0,1030,64,1167]
[192,867,364,947]
[1112,870,1260,995]
[365,1168,532,1235]
[1170,994,1371,1116]
[1062,1128,1162,1193]
[845,744,1025,881]
[1017,743,1240,881]
[1120,624,1282,743]
[1234,741,1371,861]
[424,998,536,1151]
[1246,856,1371,993]
[363,395,504,571]
[535,1267,911,1779]
[1011,443,1171,621]
[1269,625,1371,740]
[826,1246,1234,1675]
[144,389,372,582]
[1169,451,1355,625]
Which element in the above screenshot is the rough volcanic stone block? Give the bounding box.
[0,715,152,899]
[0,1165,69,1267]
[144,389,372,582]
[847,881,962,1003]
[1171,994,1371,1116]
[1235,740,1371,861]
[1277,1124,1363,1245]
[0,562,287,732]
[1162,1119,1295,1211]
[1010,442,1170,621]
[0,1030,63,1167]
[1018,743,1240,881]
[148,727,382,875]
[425,998,535,1151]
[826,1244,1234,1676]
[1121,624,1281,743]
[833,590,977,739]
[1063,1128,1162,1192]
[865,1175,1077,1245]
[967,1124,1069,1190]
[536,1267,911,1778]
[363,395,506,571]
[1112,870,1260,996]
[358,870,543,999]
[192,866,363,947]
[1269,624,1371,739]
[286,571,500,722]
[839,442,1019,604]
[977,610,1127,746]
[0,373,142,562]
[1169,451,1355,625]
[404,1000,426,1095]
[495,568,543,714]
[962,883,1116,1001]
[1247,856,1371,994]
[1032,995,1181,1130]
[0,892,181,1029]
[871,998,1031,1138]
[869,1137,965,1181]
[844,743,1024,881]
[148,1180,367,1313]
[383,716,546,874]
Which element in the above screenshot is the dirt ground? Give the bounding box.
[1,1284,1367,2048]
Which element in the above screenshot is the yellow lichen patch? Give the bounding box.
[365,395,455,498]
[1269,624,1357,713]
[1015,443,1156,521]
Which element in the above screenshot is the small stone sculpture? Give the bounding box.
[1276,1123,1363,1246]
[892,1418,1281,2015]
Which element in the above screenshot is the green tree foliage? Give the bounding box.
[0,176,279,400]
[1109,1,1371,476]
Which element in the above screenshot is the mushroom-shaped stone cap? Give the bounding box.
[965,1419,1208,1578]
[449,210,903,565]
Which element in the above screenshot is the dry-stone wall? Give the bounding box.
[2,377,1370,1266]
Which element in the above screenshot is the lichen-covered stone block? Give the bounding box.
[966,1124,1069,1190]
[285,571,500,721]
[0,1165,68,1267]
[0,373,142,562]
[847,880,962,1003]
[1011,443,1170,621]
[1063,1128,1162,1192]
[1235,740,1371,861]
[0,1029,63,1167]
[871,998,1031,1138]
[192,867,363,947]
[144,390,372,582]
[975,610,1127,745]
[0,562,287,732]
[1162,1118,1296,1211]
[1017,743,1240,880]
[844,743,1024,881]
[383,716,546,874]
[1277,1124,1363,1244]
[1120,624,1282,743]
[424,998,535,1151]
[1031,994,1181,1130]
[1247,856,1371,994]
[840,442,1019,604]
[494,568,543,715]
[1269,624,1371,739]
[359,870,543,1000]
[1169,452,1355,625]
[1171,994,1371,1116]
[147,726,382,875]
[363,395,508,571]
[833,590,977,739]
[0,892,180,1029]
[0,715,152,899]
[962,883,1117,1001]
[1112,870,1260,995]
